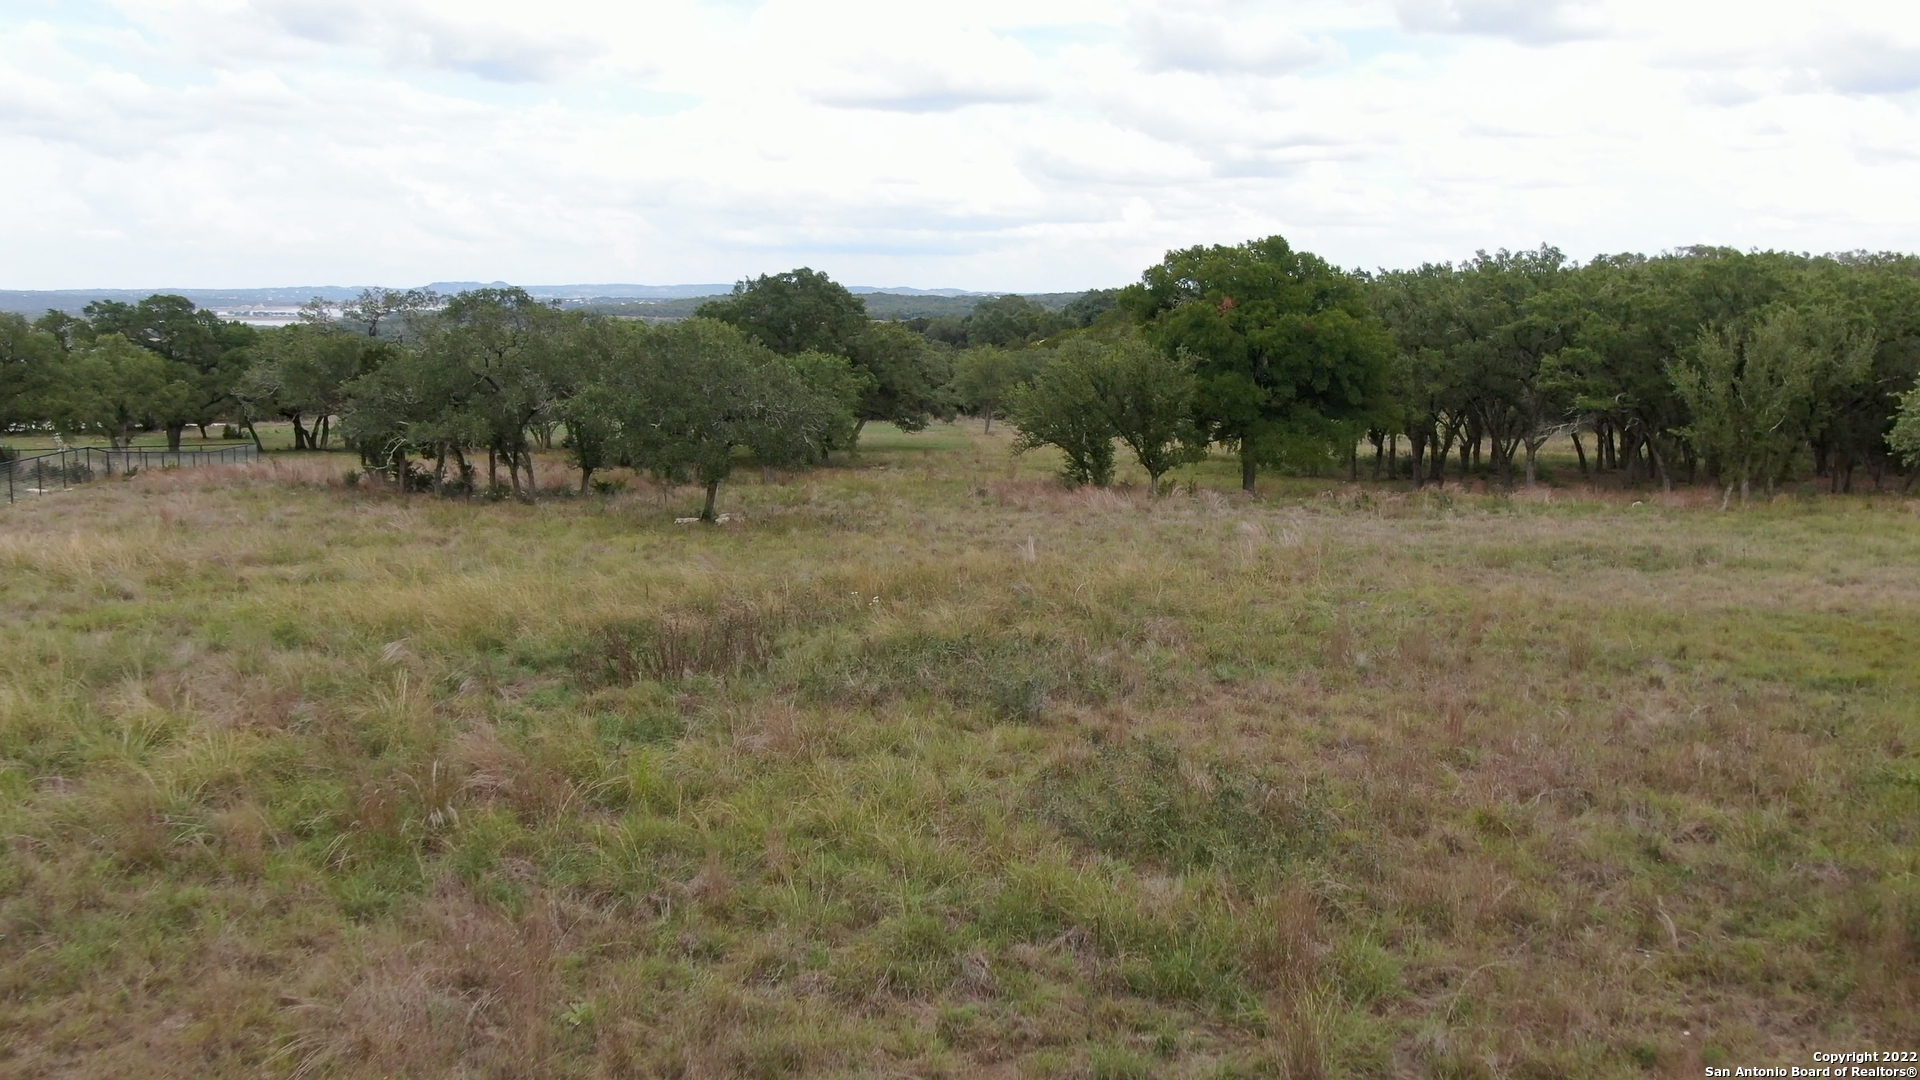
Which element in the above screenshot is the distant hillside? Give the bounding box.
[0,283,1057,318]
[575,290,1105,322]
[0,287,364,316]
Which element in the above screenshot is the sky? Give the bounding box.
[3,0,1919,292]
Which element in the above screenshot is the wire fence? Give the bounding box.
[2,444,259,506]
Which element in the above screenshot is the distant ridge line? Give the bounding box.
[0,282,1018,315]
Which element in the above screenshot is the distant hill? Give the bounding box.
[574,290,1104,322]
[0,284,1104,318]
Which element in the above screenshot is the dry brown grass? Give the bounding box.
[0,430,1916,1077]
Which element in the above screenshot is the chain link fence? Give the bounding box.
[2,444,259,506]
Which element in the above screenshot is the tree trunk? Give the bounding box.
[1571,432,1587,477]
[452,446,472,498]
[1433,424,1458,485]
[488,447,497,490]
[1348,442,1358,482]
[1371,432,1384,480]
[580,467,592,494]
[702,478,720,521]
[319,414,331,450]
[1524,441,1539,486]
[166,423,184,452]
[983,408,993,435]
[1645,435,1672,492]
[433,448,446,495]
[1240,450,1257,494]
[245,419,265,453]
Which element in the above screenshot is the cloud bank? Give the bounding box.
[2,0,1918,290]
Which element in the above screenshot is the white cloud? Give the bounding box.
[1,0,1919,290]
[1394,0,1609,43]
[1130,9,1343,75]
[254,0,611,83]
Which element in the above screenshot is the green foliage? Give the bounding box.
[1669,307,1855,502]
[967,294,1059,347]
[0,313,61,432]
[1007,338,1118,487]
[81,294,256,448]
[1101,337,1208,490]
[694,267,869,357]
[48,334,195,448]
[1890,379,1920,468]
[948,345,1035,432]
[590,319,848,519]
[1061,287,1121,328]
[848,320,951,433]
[783,349,868,459]
[698,268,950,440]
[1007,334,1205,490]
[1124,235,1393,490]
[235,324,372,450]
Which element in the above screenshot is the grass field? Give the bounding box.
[1,423,1916,1078]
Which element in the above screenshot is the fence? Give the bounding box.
[2,444,259,506]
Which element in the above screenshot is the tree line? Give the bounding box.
[6,240,1920,513]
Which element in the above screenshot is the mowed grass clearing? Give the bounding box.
[1,424,1917,1078]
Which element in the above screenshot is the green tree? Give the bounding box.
[50,334,194,449]
[1890,378,1920,476]
[1008,340,1115,487]
[84,294,255,449]
[968,295,1058,347]
[1007,335,1205,492]
[415,287,573,494]
[847,321,951,435]
[699,268,947,441]
[1062,288,1121,328]
[1102,337,1207,492]
[783,349,867,461]
[1368,263,1471,485]
[1123,236,1392,492]
[338,346,467,492]
[695,268,868,356]
[949,345,1033,433]
[605,319,843,520]
[555,317,634,493]
[1,313,61,436]
[337,287,440,341]
[235,324,372,451]
[1669,308,1827,505]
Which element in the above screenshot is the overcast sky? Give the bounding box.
[3,0,1918,291]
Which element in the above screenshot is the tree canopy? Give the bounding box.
[1122,236,1393,491]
